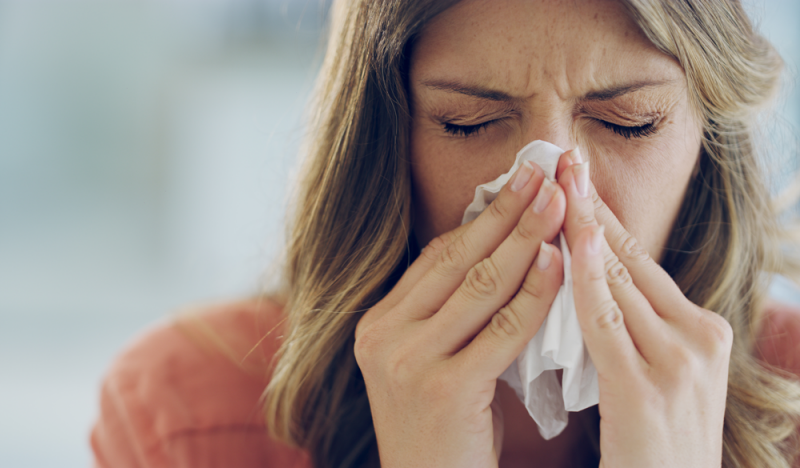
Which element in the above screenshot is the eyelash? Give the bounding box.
[442,121,494,137]
[598,120,658,139]
[442,119,659,139]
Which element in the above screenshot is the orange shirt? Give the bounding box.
[90,299,311,468]
[90,298,800,468]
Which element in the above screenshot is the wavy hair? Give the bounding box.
[264,1,800,467]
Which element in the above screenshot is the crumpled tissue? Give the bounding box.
[461,140,599,440]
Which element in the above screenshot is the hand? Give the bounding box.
[354,161,565,467]
[556,152,732,468]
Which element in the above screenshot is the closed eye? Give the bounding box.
[442,118,658,139]
[599,120,658,139]
[442,120,495,137]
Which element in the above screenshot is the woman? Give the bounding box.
[91,0,800,467]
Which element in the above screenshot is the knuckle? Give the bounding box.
[511,219,538,244]
[698,311,734,356]
[440,235,470,271]
[354,301,389,342]
[619,232,650,263]
[489,305,525,340]
[385,346,419,385]
[422,235,449,262]
[518,277,548,303]
[354,317,369,343]
[664,344,699,380]
[354,327,379,369]
[604,255,634,289]
[487,196,511,220]
[591,190,606,211]
[463,258,502,299]
[576,211,596,227]
[586,265,607,284]
[588,300,624,331]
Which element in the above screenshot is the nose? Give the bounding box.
[519,108,576,154]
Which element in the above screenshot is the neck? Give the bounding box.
[496,379,600,468]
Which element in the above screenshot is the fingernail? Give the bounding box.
[570,147,583,165]
[536,241,553,270]
[589,225,605,255]
[510,161,535,192]
[532,177,556,213]
[574,161,589,197]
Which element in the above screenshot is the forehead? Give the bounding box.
[411,0,684,99]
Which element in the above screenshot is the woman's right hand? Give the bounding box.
[354,160,567,468]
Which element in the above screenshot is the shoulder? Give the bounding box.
[756,299,800,377]
[90,298,311,468]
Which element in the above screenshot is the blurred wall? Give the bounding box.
[0,1,327,467]
[0,1,796,467]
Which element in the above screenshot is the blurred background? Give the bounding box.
[0,1,796,467]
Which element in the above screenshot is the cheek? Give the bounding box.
[409,125,517,244]
[590,133,700,259]
[409,105,702,256]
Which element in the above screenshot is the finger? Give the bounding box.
[356,224,470,338]
[426,179,566,352]
[591,184,694,320]
[382,225,473,311]
[559,163,668,361]
[454,241,563,379]
[597,243,672,365]
[556,151,638,300]
[399,161,548,321]
[571,224,645,378]
[558,159,598,246]
[555,147,583,180]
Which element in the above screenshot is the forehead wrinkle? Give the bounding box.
[421,79,520,103]
[413,0,680,99]
[581,85,684,119]
[426,99,515,122]
[581,79,679,101]
[419,75,684,118]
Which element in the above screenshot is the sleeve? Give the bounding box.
[89,301,313,468]
[89,323,180,468]
[756,303,800,468]
[90,370,162,468]
[756,305,800,377]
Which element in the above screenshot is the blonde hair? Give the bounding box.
[264,1,800,467]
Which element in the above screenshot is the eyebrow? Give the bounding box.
[421,79,678,102]
[423,80,515,101]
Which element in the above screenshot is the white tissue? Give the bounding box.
[461,140,599,440]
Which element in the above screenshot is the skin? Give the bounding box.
[409,0,701,257]
[354,0,733,466]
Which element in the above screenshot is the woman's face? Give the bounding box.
[409,0,703,262]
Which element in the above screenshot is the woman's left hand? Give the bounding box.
[556,151,733,468]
